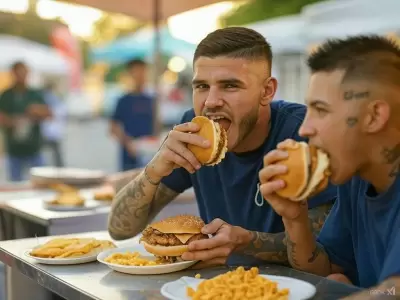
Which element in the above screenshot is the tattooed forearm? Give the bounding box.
[341,276,400,300]
[107,170,178,240]
[284,202,335,275]
[240,231,290,266]
[238,202,333,265]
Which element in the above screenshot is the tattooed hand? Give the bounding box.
[148,122,211,180]
[259,142,309,221]
[181,218,252,268]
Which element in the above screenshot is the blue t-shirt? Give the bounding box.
[162,100,337,234]
[317,175,400,288]
[112,93,154,169]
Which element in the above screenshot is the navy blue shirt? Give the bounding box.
[317,175,400,288]
[162,100,337,234]
[112,93,153,170]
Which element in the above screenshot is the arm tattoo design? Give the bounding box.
[108,175,178,240]
[239,202,333,265]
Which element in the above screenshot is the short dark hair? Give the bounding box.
[11,61,26,71]
[126,59,147,70]
[193,27,272,66]
[307,35,400,85]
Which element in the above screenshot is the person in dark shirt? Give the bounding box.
[260,35,400,298]
[108,27,336,268]
[0,61,51,181]
[110,59,154,171]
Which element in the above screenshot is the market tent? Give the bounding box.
[63,0,240,21]
[245,15,306,54]
[91,26,196,64]
[0,35,68,75]
[303,0,400,43]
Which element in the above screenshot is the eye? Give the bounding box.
[314,107,327,116]
[194,84,208,90]
[224,83,238,90]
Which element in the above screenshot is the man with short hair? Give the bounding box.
[259,35,400,298]
[0,61,51,181]
[108,27,336,267]
[110,59,154,171]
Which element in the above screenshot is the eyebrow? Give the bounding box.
[307,99,330,107]
[192,78,245,86]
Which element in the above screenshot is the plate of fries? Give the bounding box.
[161,266,316,300]
[25,238,116,265]
[97,245,198,275]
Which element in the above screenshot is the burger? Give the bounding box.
[140,215,208,263]
[273,140,331,201]
[187,116,228,166]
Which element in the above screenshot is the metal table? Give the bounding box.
[0,231,362,300]
[0,189,198,300]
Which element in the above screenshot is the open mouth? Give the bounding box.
[207,115,232,132]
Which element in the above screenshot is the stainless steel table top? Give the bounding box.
[2,193,110,226]
[0,231,361,300]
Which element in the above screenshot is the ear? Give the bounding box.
[363,100,390,133]
[260,77,278,106]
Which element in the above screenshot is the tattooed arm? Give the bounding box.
[282,208,344,276]
[107,168,178,240]
[239,202,333,265]
[107,168,143,193]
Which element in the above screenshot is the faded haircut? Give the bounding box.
[193,27,272,70]
[307,35,400,86]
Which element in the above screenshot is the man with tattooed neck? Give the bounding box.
[259,35,400,299]
[107,27,336,268]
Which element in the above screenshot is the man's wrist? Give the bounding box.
[235,227,253,250]
[144,165,162,185]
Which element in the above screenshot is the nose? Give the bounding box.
[298,114,316,138]
[204,88,223,108]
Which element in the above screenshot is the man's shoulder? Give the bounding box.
[269,100,307,143]
[271,100,306,122]
[179,109,195,123]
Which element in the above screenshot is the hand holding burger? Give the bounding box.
[259,139,331,221]
[145,116,228,183]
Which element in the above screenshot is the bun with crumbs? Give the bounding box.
[187,116,228,166]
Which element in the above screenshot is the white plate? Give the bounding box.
[161,275,316,300]
[30,167,106,185]
[24,247,105,265]
[97,245,198,275]
[42,198,104,211]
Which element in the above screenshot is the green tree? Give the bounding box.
[220,0,325,26]
[90,13,143,46]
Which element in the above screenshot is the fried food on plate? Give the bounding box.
[48,192,85,206]
[140,215,208,263]
[187,266,289,300]
[47,183,85,206]
[104,251,166,266]
[94,185,115,201]
[30,238,116,259]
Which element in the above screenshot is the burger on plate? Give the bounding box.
[140,215,208,263]
[187,116,228,166]
[273,140,331,201]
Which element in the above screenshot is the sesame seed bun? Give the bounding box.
[187,116,228,166]
[149,215,205,234]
